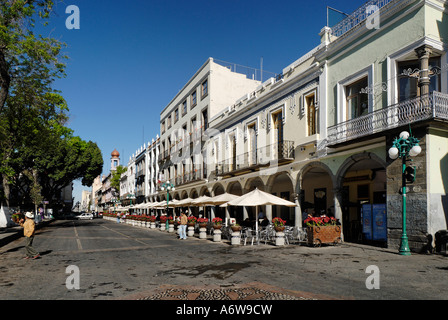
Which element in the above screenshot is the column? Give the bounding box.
[333,188,344,242]
[293,193,302,229]
[265,205,273,222]
[415,45,433,96]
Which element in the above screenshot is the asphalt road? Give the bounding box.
[0,218,447,301]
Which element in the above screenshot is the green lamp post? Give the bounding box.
[127,193,135,214]
[388,130,422,256]
[112,198,121,223]
[161,181,175,230]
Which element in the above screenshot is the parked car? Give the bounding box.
[77,213,93,220]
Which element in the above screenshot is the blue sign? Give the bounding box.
[362,204,387,242]
[372,204,387,241]
[362,204,372,240]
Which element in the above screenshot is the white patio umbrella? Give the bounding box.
[167,199,180,208]
[224,188,297,233]
[190,195,211,205]
[175,198,194,207]
[202,193,240,206]
[203,193,240,225]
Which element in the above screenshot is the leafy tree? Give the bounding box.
[111,165,127,197]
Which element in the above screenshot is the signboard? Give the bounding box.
[372,204,387,241]
[362,204,387,242]
[362,204,372,240]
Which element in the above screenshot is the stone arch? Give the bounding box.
[335,152,387,189]
[180,190,189,200]
[212,183,226,196]
[200,186,211,197]
[334,151,388,244]
[243,176,266,193]
[296,161,336,193]
[189,188,199,199]
[226,181,243,196]
[266,170,296,194]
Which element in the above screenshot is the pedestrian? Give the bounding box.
[19,212,40,260]
[179,211,188,240]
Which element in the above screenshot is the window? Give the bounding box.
[175,108,179,123]
[161,122,165,134]
[182,100,187,116]
[202,109,208,131]
[247,123,257,165]
[201,79,208,98]
[305,92,317,136]
[167,115,172,129]
[191,90,197,108]
[272,110,284,143]
[346,77,369,120]
[398,57,441,102]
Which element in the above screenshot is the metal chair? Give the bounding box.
[259,225,275,244]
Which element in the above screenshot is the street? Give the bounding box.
[0,218,447,301]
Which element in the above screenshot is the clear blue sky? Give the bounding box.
[43,0,364,206]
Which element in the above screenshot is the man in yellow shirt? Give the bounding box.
[19,212,40,260]
[179,211,188,240]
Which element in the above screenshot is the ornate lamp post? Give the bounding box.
[388,131,422,256]
[127,193,135,213]
[112,197,121,223]
[160,181,175,230]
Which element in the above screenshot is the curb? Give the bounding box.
[0,219,54,248]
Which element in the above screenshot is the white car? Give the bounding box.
[77,213,93,220]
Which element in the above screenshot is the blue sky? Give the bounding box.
[42,0,364,206]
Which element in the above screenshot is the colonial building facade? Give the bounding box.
[103,0,447,253]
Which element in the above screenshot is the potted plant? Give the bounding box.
[187,216,197,227]
[197,217,208,228]
[304,216,341,247]
[272,217,286,232]
[167,216,175,224]
[230,223,242,232]
[148,216,157,228]
[212,217,223,229]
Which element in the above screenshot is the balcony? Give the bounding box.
[216,140,295,177]
[327,92,448,146]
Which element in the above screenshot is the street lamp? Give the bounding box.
[127,193,135,213]
[388,130,422,256]
[161,181,175,229]
[112,197,121,223]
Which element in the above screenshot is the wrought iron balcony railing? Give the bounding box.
[327,92,448,146]
[216,140,295,176]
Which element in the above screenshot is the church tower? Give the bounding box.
[111,149,120,171]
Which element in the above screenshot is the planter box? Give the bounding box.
[307,225,342,247]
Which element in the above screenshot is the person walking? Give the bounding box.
[19,212,40,260]
[179,211,188,240]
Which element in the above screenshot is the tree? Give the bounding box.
[0,0,66,113]
[0,0,67,207]
[111,165,127,197]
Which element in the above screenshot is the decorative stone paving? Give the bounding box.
[119,282,345,300]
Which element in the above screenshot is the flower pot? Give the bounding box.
[231,226,242,232]
[212,225,222,230]
[274,226,285,232]
[187,226,195,237]
[307,225,342,247]
[199,226,207,239]
[199,223,208,229]
[213,229,222,242]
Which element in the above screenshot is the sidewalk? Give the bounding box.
[0,219,55,247]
